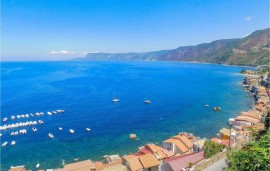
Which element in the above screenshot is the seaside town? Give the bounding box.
[7,67,270,171]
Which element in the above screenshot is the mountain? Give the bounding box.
[79,50,169,61]
[77,28,269,66]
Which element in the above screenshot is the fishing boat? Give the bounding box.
[205,105,209,107]
[47,112,52,115]
[69,129,75,134]
[38,120,44,124]
[3,117,8,122]
[36,163,40,168]
[11,141,16,145]
[2,141,8,147]
[21,114,25,118]
[11,116,15,120]
[48,133,54,139]
[59,127,63,131]
[17,115,21,119]
[112,92,120,102]
[25,114,29,118]
[86,128,91,131]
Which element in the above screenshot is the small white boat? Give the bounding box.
[25,114,29,118]
[30,113,35,117]
[86,128,91,131]
[0,133,2,137]
[32,127,38,132]
[11,116,15,120]
[47,112,52,115]
[36,163,40,168]
[40,112,44,115]
[38,120,43,124]
[48,133,54,139]
[205,105,209,107]
[144,99,151,104]
[21,114,25,118]
[11,141,16,145]
[17,115,21,119]
[112,92,120,102]
[69,129,75,134]
[3,117,8,122]
[2,141,8,147]
[59,127,63,131]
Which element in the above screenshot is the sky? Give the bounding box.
[1,0,269,61]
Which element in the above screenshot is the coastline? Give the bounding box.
[3,63,266,171]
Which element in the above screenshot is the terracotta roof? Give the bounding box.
[164,152,204,171]
[8,167,26,171]
[144,144,174,159]
[219,128,230,136]
[241,112,261,120]
[164,139,189,153]
[102,163,127,171]
[235,116,260,125]
[123,155,143,171]
[138,154,159,169]
[57,160,96,171]
[211,138,234,147]
[173,135,193,148]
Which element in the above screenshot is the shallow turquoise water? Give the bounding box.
[1,61,253,170]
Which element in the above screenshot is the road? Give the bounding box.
[202,157,227,171]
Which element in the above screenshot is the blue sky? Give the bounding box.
[1,0,269,61]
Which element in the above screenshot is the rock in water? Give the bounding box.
[129,134,137,139]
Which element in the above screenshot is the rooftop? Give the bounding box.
[164,152,205,171]
[55,159,96,171]
[138,154,159,169]
[173,135,193,149]
[164,139,189,153]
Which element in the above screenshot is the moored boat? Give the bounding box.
[2,141,8,147]
[69,129,75,134]
[48,133,54,139]
[86,128,91,131]
[11,141,16,145]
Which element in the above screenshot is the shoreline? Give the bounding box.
[5,66,266,170]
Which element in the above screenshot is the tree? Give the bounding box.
[202,140,224,158]
[226,129,270,171]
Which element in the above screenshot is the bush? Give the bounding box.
[203,140,224,158]
[226,129,270,171]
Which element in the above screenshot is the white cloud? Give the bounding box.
[244,16,252,21]
[50,50,76,54]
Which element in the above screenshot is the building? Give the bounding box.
[211,138,235,147]
[8,166,27,171]
[161,151,205,171]
[235,115,260,126]
[122,155,143,171]
[123,154,159,171]
[162,138,189,155]
[172,135,194,153]
[138,144,174,160]
[193,139,206,152]
[55,159,96,171]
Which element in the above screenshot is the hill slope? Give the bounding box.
[78,28,269,66]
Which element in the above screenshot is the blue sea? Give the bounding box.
[1,61,253,170]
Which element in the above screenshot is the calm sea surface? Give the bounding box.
[1,61,253,170]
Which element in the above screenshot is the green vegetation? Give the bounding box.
[202,140,224,158]
[226,129,270,171]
